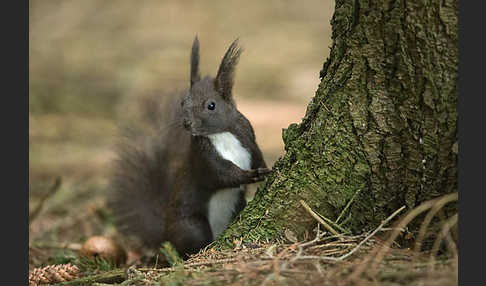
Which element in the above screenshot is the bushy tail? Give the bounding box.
[107,92,184,248]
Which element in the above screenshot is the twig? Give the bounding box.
[29,177,62,226]
[137,267,174,273]
[184,257,238,268]
[287,224,323,266]
[29,241,82,251]
[294,255,339,261]
[139,257,239,271]
[319,99,330,112]
[295,205,406,262]
[264,243,294,285]
[300,200,340,236]
[300,224,325,249]
[335,206,406,261]
[414,193,458,252]
[378,227,405,232]
[429,213,458,268]
[317,212,350,234]
[372,193,458,268]
[52,269,127,286]
[120,276,146,286]
[154,254,159,269]
[335,189,361,224]
[348,193,458,282]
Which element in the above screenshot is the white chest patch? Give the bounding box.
[207,187,243,239]
[206,132,252,239]
[207,132,251,170]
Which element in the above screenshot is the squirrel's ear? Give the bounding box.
[190,36,201,88]
[215,38,242,101]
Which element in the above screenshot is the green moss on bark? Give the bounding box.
[215,0,457,249]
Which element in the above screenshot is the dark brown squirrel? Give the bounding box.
[108,37,270,257]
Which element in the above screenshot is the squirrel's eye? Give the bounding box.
[207,101,216,111]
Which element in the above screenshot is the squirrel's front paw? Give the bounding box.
[248,168,272,182]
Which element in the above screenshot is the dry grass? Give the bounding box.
[29,194,458,285]
[149,237,457,286]
[142,196,457,286]
[29,232,458,285]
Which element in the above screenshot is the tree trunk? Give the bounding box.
[216,0,458,247]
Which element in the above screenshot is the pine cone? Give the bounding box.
[29,263,80,286]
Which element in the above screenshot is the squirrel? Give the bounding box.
[108,36,270,257]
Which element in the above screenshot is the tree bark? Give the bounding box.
[216,0,458,247]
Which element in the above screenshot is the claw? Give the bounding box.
[257,168,272,175]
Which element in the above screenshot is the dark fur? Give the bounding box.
[108,37,269,257]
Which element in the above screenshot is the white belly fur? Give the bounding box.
[207,186,244,239]
[207,132,251,239]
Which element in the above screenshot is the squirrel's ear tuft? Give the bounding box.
[215,38,242,101]
[190,36,201,88]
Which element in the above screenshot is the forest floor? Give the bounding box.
[29,1,457,284]
[29,101,458,286]
[29,232,458,286]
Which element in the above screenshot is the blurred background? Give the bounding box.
[29,0,334,259]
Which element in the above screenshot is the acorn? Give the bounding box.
[79,236,127,266]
